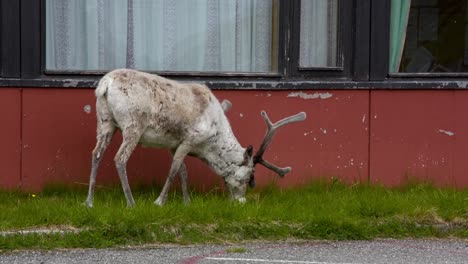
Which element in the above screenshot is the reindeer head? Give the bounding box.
[223,145,255,203]
[223,110,307,203]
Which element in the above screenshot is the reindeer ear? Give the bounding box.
[245,145,256,187]
[249,174,256,188]
[245,145,253,157]
[221,100,232,112]
[243,145,253,164]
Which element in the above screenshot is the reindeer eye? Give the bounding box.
[238,179,248,184]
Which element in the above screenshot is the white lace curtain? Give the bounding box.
[46,0,274,72]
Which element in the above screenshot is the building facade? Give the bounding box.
[1,0,468,191]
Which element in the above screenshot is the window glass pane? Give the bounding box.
[390,0,468,73]
[299,0,340,68]
[46,0,278,73]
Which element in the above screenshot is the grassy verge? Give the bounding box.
[0,181,467,251]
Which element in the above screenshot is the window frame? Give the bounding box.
[11,0,366,82]
[4,0,468,89]
[289,0,355,79]
[42,0,287,78]
[370,0,468,80]
[43,0,286,78]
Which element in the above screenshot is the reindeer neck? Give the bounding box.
[198,124,246,179]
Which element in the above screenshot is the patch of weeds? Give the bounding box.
[294,218,370,240]
[226,247,247,253]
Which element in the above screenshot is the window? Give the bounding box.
[390,0,468,73]
[46,0,279,73]
[3,0,468,87]
[1,0,367,84]
[44,0,348,76]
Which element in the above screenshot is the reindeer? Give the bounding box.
[85,69,306,207]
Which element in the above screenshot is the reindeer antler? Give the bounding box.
[253,111,307,177]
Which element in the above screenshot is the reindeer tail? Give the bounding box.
[95,76,112,98]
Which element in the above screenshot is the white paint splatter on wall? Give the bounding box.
[83,105,91,114]
[287,91,333,100]
[438,129,455,136]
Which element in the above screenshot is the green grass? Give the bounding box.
[0,181,467,251]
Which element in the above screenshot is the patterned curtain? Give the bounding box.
[46,0,274,72]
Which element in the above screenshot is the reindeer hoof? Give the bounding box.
[237,197,247,204]
[154,197,165,207]
[83,201,93,208]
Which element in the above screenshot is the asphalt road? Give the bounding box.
[1,239,468,264]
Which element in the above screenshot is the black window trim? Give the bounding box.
[0,0,21,78]
[369,0,390,81]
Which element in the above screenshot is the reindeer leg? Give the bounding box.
[155,145,190,206]
[179,162,191,205]
[115,129,142,208]
[85,121,116,208]
[169,150,191,205]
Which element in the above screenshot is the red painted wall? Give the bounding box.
[0,89,21,189]
[370,90,468,187]
[1,88,467,191]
